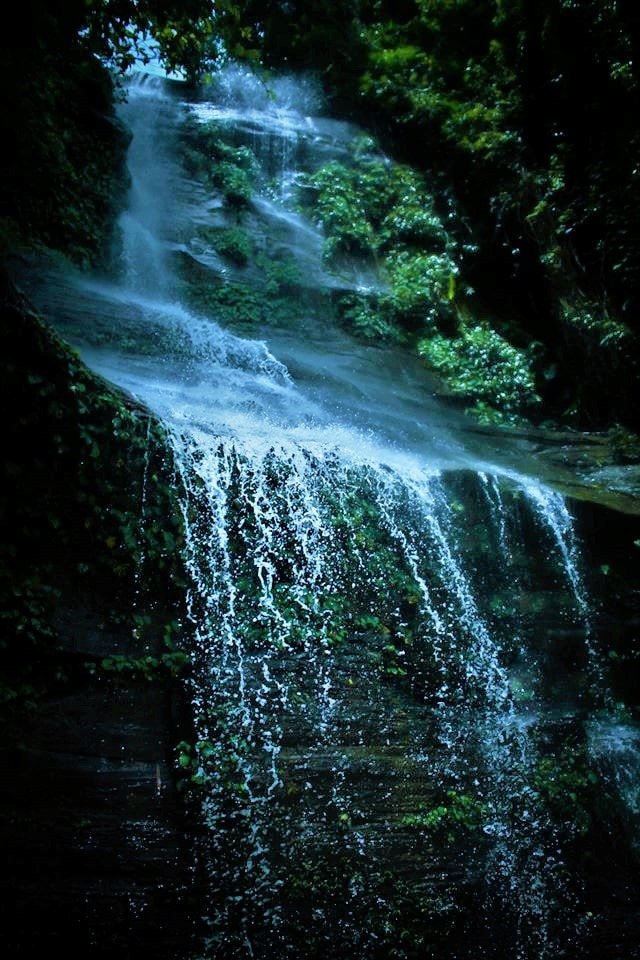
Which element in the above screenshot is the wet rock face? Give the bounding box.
[0,275,201,958]
[0,604,202,960]
[146,444,635,959]
[0,431,638,960]
[461,420,640,516]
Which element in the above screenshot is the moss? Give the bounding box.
[255,250,302,294]
[178,248,309,330]
[607,425,640,464]
[182,275,293,328]
[0,276,189,729]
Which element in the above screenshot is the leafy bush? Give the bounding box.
[210,226,253,264]
[304,156,456,268]
[561,301,632,351]
[380,194,448,249]
[306,161,375,261]
[179,119,259,210]
[215,160,253,208]
[301,149,466,338]
[340,294,405,343]
[419,324,541,421]
[385,251,458,328]
[256,251,302,294]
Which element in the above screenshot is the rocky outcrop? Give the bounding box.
[0,273,202,957]
[0,607,202,959]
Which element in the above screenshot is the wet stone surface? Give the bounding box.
[0,606,203,959]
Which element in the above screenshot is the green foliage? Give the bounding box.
[207,226,253,264]
[532,750,599,836]
[174,739,212,791]
[303,156,456,266]
[216,160,253,208]
[13,0,221,79]
[0,50,129,269]
[87,625,191,681]
[182,274,296,329]
[381,642,407,678]
[1,284,189,726]
[305,161,376,261]
[419,324,541,421]
[174,717,250,799]
[339,294,405,343]
[385,251,458,329]
[260,0,640,427]
[300,150,464,342]
[560,301,632,351]
[402,790,488,842]
[360,4,522,165]
[179,237,305,329]
[380,192,451,250]
[255,251,302,295]
[607,425,640,464]
[216,0,367,99]
[180,119,259,210]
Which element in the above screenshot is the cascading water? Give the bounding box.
[20,66,639,959]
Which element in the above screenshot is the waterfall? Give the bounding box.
[117,74,181,297]
[23,64,638,960]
